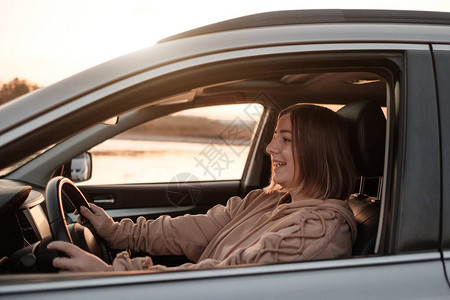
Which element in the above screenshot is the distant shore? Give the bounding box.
[113,134,251,146]
[112,114,255,146]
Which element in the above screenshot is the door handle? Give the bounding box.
[93,198,116,204]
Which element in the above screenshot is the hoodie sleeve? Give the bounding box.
[110,206,354,272]
[106,194,248,262]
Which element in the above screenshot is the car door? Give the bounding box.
[431,44,450,287]
[67,44,446,299]
[62,44,445,299]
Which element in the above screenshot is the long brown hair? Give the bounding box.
[265,104,356,200]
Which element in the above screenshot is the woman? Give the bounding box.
[48,104,357,272]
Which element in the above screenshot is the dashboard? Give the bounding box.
[0,179,55,273]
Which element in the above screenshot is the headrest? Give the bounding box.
[337,100,386,177]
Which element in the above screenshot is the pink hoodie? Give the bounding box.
[100,189,357,272]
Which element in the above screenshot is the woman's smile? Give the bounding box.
[273,161,286,168]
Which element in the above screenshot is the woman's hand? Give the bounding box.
[75,203,116,241]
[48,241,111,272]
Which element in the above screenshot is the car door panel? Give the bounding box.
[78,181,241,220]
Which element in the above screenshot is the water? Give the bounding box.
[83,138,250,185]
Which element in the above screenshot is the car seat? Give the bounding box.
[337,100,386,256]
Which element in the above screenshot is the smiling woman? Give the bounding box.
[265,104,356,199]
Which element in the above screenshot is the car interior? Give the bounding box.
[0,52,394,275]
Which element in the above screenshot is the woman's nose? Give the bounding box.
[266,139,278,155]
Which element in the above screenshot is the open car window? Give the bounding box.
[81,104,263,185]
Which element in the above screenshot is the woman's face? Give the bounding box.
[266,113,296,188]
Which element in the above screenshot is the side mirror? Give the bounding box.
[70,152,92,183]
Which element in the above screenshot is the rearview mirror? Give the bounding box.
[70,152,92,183]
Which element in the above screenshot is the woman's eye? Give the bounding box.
[283,137,291,143]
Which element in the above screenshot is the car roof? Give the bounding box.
[159,9,450,43]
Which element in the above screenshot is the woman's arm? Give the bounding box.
[110,208,353,272]
[107,195,247,262]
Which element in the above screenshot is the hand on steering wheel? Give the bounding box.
[45,176,112,265]
[75,203,116,243]
[47,241,111,272]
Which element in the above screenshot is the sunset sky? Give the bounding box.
[1,0,450,87]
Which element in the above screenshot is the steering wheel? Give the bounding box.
[45,176,112,264]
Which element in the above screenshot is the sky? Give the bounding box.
[1,0,450,87]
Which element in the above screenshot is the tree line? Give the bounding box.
[0,78,39,105]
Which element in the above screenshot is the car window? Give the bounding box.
[81,103,263,185]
